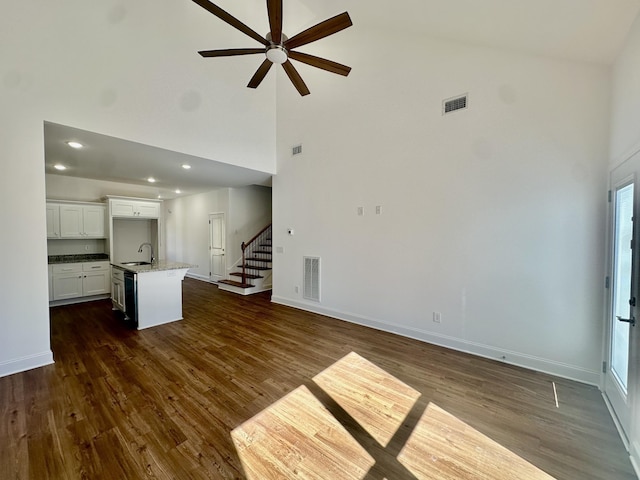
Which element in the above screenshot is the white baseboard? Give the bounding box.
[0,351,54,378]
[186,273,211,282]
[49,294,109,307]
[271,296,601,386]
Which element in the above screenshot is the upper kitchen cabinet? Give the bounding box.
[48,201,106,239]
[109,198,160,219]
[46,203,61,238]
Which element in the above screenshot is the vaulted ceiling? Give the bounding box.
[45,0,640,198]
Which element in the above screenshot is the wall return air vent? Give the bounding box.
[303,256,320,302]
[443,94,468,115]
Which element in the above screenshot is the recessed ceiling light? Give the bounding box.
[175,189,181,194]
[181,164,191,170]
[54,164,67,171]
[157,195,162,199]
[66,141,83,149]
[147,177,156,183]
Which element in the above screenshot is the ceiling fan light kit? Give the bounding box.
[266,45,288,64]
[192,0,352,96]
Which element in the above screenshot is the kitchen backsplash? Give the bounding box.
[47,239,107,256]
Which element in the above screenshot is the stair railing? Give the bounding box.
[240,224,272,285]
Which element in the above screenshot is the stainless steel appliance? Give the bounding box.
[124,270,138,327]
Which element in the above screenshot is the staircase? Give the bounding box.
[218,224,272,295]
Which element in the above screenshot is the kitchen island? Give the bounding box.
[111,260,195,330]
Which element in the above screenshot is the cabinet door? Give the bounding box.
[111,201,135,217]
[136,202,160,218]
[53,273,84,300]
[83,271,110,296]
[59,205,84,237]
[83,206,105,237]
[46,204,60,238]
[48,265,53,301]
[112,278,125,311]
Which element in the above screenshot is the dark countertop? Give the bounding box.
[48,254,110,265]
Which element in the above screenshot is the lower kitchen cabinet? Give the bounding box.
[111,267,125,312]
[51,262,110,302]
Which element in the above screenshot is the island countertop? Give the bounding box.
[111,260,196,274]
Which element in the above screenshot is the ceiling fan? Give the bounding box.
[192,0,353,96]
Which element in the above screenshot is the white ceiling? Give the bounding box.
[44,0,640,198]
[44,122,272,199]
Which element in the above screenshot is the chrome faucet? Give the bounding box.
[138,242,155,263]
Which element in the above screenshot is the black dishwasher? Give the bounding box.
[123,271,138,327]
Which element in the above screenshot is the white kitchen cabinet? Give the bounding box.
[59,204,105,238]
[52,263,84,300]
[111,267,125,312]
[51,262,110,301]
[82,262,110,295]
[48,265,53,301]
[46,204,60,238]
[110,199,160,219]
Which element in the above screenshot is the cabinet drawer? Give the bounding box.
[112,268,125,281]
[52,263,82,274]
[83,261,109,272]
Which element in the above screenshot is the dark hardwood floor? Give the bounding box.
[0,278,635,479]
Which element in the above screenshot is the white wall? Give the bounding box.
[164,186,272,281]
[273,27,611,384]
[165,189,230,280]
[0,0,275,377]
[610,12,640,474]
[610,13,640,165]
[228,186,273,267]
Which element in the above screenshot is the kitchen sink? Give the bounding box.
[121,261,152,266]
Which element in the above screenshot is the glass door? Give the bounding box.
[605,157,640,442]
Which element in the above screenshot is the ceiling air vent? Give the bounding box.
[303,256,320,302]
[443,94,468,115]
[292,144,303,156]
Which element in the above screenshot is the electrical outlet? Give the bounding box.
[85,245,90,251]
[433,312,442,323]
[357,207,364,216]
[295,286,299,293]
[376,205,382,215]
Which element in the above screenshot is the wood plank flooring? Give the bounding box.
[0,278,635,479]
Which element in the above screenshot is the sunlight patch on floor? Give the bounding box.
[231,385,375,480]
[398,403,555,479]
[313,351,421,447]
[231,351,556,479]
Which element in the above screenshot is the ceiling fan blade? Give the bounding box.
[248,59,274,89]
[285,12,352,50]
[199,48,265,58]
[267,0,283,44]
[288,51,351,77]
[192,0,269,46]
[282,60,310,96]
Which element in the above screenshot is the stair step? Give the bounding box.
[230,272,263,280]
[219,279,254,288]
[246,256,272,262]
[240,264,272,271]
[253,249,272,254]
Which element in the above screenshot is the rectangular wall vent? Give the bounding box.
[292,144,303,156]
[303,256,320,302]
[443,94,468,115]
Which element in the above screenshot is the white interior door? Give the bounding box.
[605,152,640,443]
[209,213,225,283]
